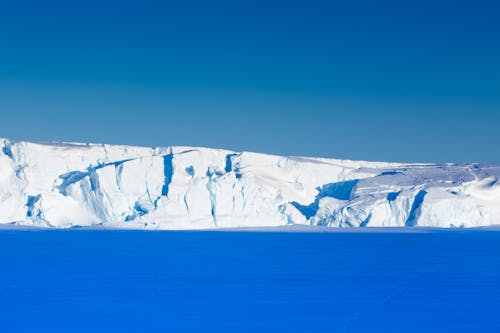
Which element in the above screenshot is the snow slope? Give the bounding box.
[1,138,499,229]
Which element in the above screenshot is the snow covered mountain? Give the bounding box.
[1,138,499,229]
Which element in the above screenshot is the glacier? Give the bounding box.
[1,137,499,229]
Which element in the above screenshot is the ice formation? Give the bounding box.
[1,138,499,229]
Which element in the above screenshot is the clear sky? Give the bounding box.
[0,0,499,163]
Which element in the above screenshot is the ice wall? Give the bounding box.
[1,138,499,229]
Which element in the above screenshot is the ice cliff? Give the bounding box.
[1,138,499,229]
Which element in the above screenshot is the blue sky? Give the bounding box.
[0,0,499,162]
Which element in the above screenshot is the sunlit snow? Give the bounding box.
[1,138,499,229]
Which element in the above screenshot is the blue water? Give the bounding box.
[0,230,499,332]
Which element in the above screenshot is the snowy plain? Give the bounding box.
[1,229,500,333]
[1,137,499,229]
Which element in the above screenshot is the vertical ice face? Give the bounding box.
[0,138,499,229]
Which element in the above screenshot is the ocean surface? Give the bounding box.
[0,229,499,332]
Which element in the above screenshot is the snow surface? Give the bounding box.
[1,137,499,229]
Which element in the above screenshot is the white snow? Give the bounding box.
[1,137,499,229]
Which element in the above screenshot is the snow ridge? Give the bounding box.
[0,138,499,229]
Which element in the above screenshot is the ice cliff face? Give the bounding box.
[1,138,499,229]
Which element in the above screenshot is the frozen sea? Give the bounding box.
[0,228,499,332]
